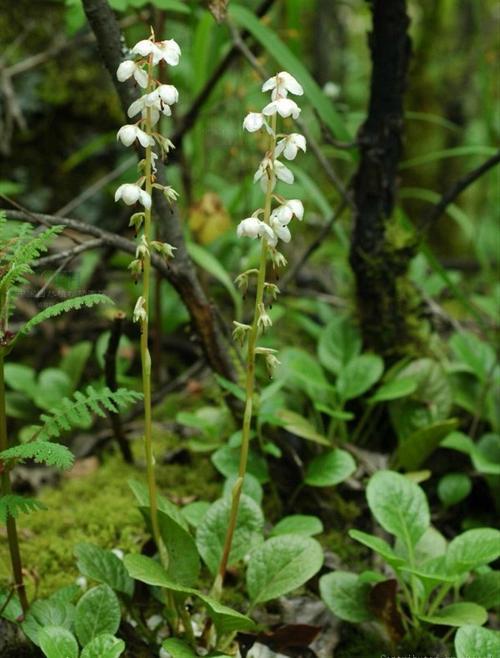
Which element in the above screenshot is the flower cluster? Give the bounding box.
[114,32,179,307]
[238,71,306,252]
[114,34,181,214]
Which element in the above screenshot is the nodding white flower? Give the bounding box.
[157,84,179,106]
[132,39,159,59]
[262,71,304,99]
[115,183,151,209]
[275,133,306,160]
[262,98,301,120]
[257,304,273,330]
[117,124,154,148]
[253,157,272,186]
[135,235,149,259]
[274,160,294,184]
[116,60,148,88]
[133,296,147,323]
[243,112,265,132]
[156,39,181,66]
[272,199,304,223]
[237,217,275,243]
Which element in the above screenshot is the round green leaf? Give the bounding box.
[455,625,500,658]
[211,446,269,483]
[39,626,78,658]
[278,347,331,394]
[81,634,125,658]
[181,501,211,528]
[336,354,384,401]
[317,317,362,375]
[437,473,472,507]
[223,473,263,504]
[196,495,264,574]
[34,369,73,410]
[464,571,500,609]
[246,535,323,604]
[419,602,488,627]
[366,470,430,550]
[271,515,323,537]
[74,543,134,596]
[369,377,418,403]
[319,572,373,623]
[74,585,121,646]
[305,449,356,487]
[447,528,500,573]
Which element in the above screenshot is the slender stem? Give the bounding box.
[140,54,162,563]
[212,114,277,598]
[0,349,29,614]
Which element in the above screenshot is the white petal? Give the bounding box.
[262,76,277,92]
[283,142,298,160]
[275,139,286,158]
[157,84,179,105]
[287,199,304,220]
[139,190,152,209]
[132,39,156,57]
[276,98,300,118]
[272,206,293,224]
[274,160,294,184]
[117,125,137,147]
[117,60,135,82]
[133,67,148,89]
[136,127,154,148]
[243,112,264,132]
[158,39,181,66]
[262,101,278,117]
[275,224,291,243]
[116,184,140,205]
[261,223,277,246]
[279,71,304,95]
[127,98,144,118]
[237,217,261,239]
[293,133,307,152]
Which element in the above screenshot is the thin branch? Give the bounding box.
[34,239,103,268]
[420,150,500,232]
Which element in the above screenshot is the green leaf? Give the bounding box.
[369,377,418,403]
[419,602,488,627]
[337,354,384,401]
[455,625,500,658]
[223,473,263,505]
[124,554,255,634]
[0,441,74,470]
[317,317,362,376]
[397,418,458,470]
[60,341,92,390]
[181,501,211,528]
[437,473,472,507]
[246,535,323,604]
[305,449,356,487]
[449,330,497,381]
[3,363,37,396]
[464,571,500,609]
[34,369,73,410]
[74,585,121,646]
[400,145,497,170]
[229,4,351,141]
[211,446,269,483]
[271,515,324,537]
[196,495,264,574]
[319,572,374,623]
[274,409,330,446]
[214,374,246,402]
[81,634,125,658]
[278,347,331,396]
[22,599,75,645]
[39,626,79,658]
[446,528,500,574]
[0,494,46,524]
[366,471,430,550]
[348,530,406,570]
[128,478,188,530]
[472,434,500,475]
[156,509,200,587]
[74,543,134,596]
[188,243,242,319]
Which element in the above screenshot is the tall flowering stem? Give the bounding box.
[214,72,306,597]
[115,32,181,561]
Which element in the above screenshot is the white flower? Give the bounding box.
[272,199,304,224]
[275,133,306,160]
[115,183,151,209]
[128,90,174,125]
[253,157,272,186]
[111,548,124,560]
[262,71,304,99]
[117,124,154,148]
[156,39,181,66]
[116,60,148,88]
[323,81,340,99]
[237,217,275,243]
[75,576,87,590]
[270,214,291,244]
[243,112,265,132]
[274,160,294,184]
[262,98,301,120]
[146,614,163,631]
[132,39,159,59]
[157,85,179,106]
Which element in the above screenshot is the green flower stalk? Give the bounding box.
[115,31,180,561]
[213,72,306,597]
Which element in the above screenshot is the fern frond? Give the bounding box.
[0,225,63,293]
[0,441,74,470]
[0,495,46,524]
[37,385,142,441]
[18,293,114,338]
